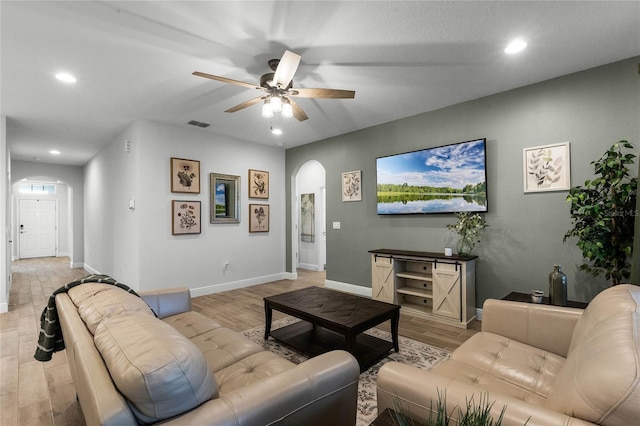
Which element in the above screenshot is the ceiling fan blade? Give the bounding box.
[225,96,266,113]
[289,88,356,99]
[289,99,309,121]
[193,71,262,90]
[272,50,301,88]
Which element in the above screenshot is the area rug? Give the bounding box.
[242,317,451,426]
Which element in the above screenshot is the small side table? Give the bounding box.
[502,291,588,309]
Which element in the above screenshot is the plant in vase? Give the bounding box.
[447,212,488,256]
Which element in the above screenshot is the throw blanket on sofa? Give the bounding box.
[34,274,141,362]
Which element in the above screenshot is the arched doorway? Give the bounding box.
[292,160,326,272]
[12,177,73,261]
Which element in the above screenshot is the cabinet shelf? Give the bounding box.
[397,287,433,298]
[396,272,432,281]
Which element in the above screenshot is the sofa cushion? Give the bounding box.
[68,283,154,334]
[436,332,564,405]
[94,311,216,424]
[190,327,265,373]
[162,310,224,338]
[545,311,640,425]
[214,351,296,395]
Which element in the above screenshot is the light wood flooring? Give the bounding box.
[1,257,480,425]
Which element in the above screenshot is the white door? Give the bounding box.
[19,199,57,259]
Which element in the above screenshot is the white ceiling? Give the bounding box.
[2,1,639,166]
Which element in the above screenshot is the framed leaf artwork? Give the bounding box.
[523,142,571,193]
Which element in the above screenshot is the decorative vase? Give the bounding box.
[456,235,474,256]
[548,265,568,306]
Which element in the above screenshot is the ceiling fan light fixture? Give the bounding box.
[261,100,273,118]
[270,95,282,113]
[281,98,293,118]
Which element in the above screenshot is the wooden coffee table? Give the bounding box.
[264,286,400,372]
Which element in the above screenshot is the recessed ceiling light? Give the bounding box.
[49,150,61,155]
[505,39,527,54]
[55,73,77,83]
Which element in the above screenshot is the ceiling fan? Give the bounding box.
[193,50,355,122]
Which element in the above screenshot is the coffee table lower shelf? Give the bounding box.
[269,320,394,372]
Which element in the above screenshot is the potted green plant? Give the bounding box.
[447,212,488,256]
[563,141,637,285]
[390,390,509,426]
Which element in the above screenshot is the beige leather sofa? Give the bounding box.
[56,283,360,425]
[377,284,640,425]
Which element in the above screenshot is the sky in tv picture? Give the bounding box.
[377,139,486,189]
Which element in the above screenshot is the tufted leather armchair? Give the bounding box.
[376,285,640,425]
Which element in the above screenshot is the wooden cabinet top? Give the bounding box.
[369,248,477,261]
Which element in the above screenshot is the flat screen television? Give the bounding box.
[376,138,487,214]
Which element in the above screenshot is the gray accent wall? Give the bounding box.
[286,57,640,307]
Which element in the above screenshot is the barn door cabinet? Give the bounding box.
[370,249,477,329]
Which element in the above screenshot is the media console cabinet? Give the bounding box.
[370,248,477,329]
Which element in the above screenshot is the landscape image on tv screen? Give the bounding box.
[376,138,487,214]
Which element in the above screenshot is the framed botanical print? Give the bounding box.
[172,201,201,235]
[249,204,269,232]
[342,170,362,201]
[523,142,571,193]
[248,169,269,199]
[171,157,200,193]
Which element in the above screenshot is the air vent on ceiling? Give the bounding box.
[187,120,210,128]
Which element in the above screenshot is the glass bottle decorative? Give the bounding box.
[548,265,568,306]
[456,235,474,256]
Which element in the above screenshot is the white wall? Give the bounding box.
[1,115,10,313]
[296,160,325,271]
[84,120,287,294]
[83,122,140,283]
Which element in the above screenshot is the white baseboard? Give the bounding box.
[325,280,372,298]
[57,252,71,258]
[82,263,101,275]
[476,307,483,321]
[190,272,295,298]
[298,263,323,271]
[0,302,8,314]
